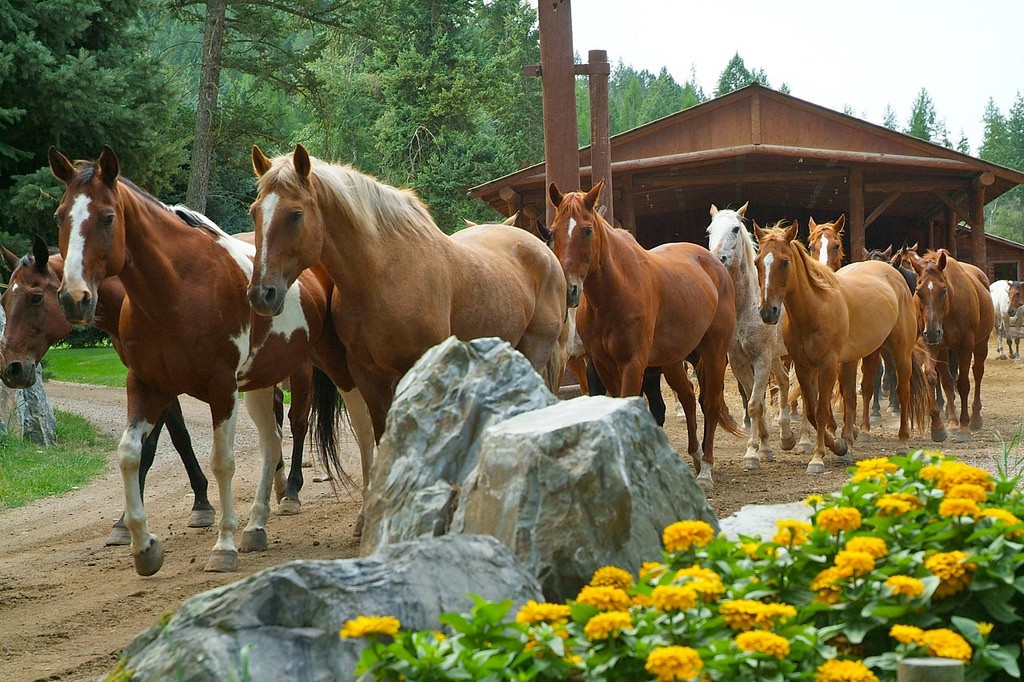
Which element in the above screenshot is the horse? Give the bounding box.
[706,202,795,469]
[546,179,743,489]
[755,220,937,473]
[246,144,568,442]
[990,279,1024,360]
[49,145,374,576]
[808,214,845,272]
[909,249,994,441]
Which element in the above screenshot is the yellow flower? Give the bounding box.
[814,659,879,682]
[663,520,716,552]
[583,610,631,641]
[339,615,401,638]
[925,550,976,597]
[816,507,863,534]
[977,622,994,637]
[810,565,854,604]
[885,575,925,598]
[875,493,924,516]
[590,565,634,590]
[719,600,796,631]
[889,624,924,644]
[675,565,725,601]
[515,600,571,625]
[773,519,814,546]
[804,494,825,507]
[979,508,1024,537]
[575,585,631,611]
[640,561,668,582]
[645,645,703,682]
[834,550,876,577]
[921,460,993,493]
[735,630,791,659]
[740,542,762,558]
[652,584,699,612]
[851,457,898,482]
[920,628,972,663]
[938,497,981,518]
[946,483,989,502]
[844,535,887,559]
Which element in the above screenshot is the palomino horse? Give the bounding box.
[755,221,935,473]
[0,237,214,544]
[990,279,1024,360]
[706,203,795,469]
[910,250,994,441]
[49,146,373,575]
[246,144,568,441]
[547,180,743,489]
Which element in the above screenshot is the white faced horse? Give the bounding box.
[707,203,795,468]
[990,280,1024,360]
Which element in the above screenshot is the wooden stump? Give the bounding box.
[898,657,964,682]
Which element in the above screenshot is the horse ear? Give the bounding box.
[882,244,892,259]
[252,145,273,177]
[888,252,902,268]
[48,147,76,184]
[32,235,50,271]
[937,251,947,270]
[536,220,552,244]
[861,247,871,260]
[909,252,925,274]
[834,214,846,234]
[910,241,919,253]
[784,220,799,242]
[710,204,718,217]
[503,211,519,226]
[98,145,120,187]
[463,218,476,228]
[584,179,604,211]
[808,216,818,230]
[0,244,19,273]
[548,183,564,208]
[752,221,764,241]
[737,201,748,217]
[292,143,312,180]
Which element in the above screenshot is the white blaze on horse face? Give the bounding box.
[258,192,280,276]
[567,216,577,239]
[762,251,775,306]
[62,193,92,294]
[817,235,829,266]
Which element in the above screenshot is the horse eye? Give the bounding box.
[29,292,44,305]
[102,212,115,228]
[289,211,303,225]
[583,225,593,237]
[732,226,740,234]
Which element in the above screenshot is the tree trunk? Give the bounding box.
[186,0,227,213]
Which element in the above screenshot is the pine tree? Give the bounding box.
[905,88,938,142]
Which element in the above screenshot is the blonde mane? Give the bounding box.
[260,152,440,240]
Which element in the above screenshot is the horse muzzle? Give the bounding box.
[247,283,286,317]
[1,360,37,389]
[567,283,582,308]
[58,289,96,325]
[760,305,781,325]
[923,327,944,345]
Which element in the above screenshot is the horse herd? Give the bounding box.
[0,144,1014,578]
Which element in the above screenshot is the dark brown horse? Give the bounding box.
[546,180,742,489]
[49,146,372,575]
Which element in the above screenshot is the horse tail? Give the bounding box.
[908,339,937,434]
[310,366,357,493]
[694,355,745,438]
[542,309,572,394]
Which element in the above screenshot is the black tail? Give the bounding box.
[311,366,356,492]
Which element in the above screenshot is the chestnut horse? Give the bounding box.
[706,203,795,469]
[862,244,915,422]
[808,215,845,271]
[755,221,936,473]
[547,180,742,489]
[49,146,373,575]
[246,144,568,441]
[909,250,994,441]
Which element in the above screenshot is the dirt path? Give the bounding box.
[1,343,1021,681]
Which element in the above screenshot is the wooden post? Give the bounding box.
[849,167,865,262]
[897,658,964,682]
[587,49,613,222]
[946,207,958,258]
[970,181,987,270]
[620,173,636,235]
[537,0,580,225]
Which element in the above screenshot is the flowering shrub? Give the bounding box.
[343,451,1024,680]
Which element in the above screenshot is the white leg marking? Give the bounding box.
[118,420,155,554]
[242,388,282,537]
[210,400,240,555]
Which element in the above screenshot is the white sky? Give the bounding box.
[549,0,1023,154]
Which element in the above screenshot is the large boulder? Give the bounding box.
[360,336,558,555]
[455,395,719,601]
[109,534,541,682]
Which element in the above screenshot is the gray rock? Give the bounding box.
[360,336,558,554]
[111,534,542,682]
[718,501,812,541]
[456,395,719,601]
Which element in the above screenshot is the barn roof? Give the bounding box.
[468,83,1024,232]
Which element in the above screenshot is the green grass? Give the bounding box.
[43,345,127,387]
[0,409,113,509]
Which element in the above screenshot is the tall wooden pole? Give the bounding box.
[538,0,580,225]
[587,49,613,223]
[849,168,865,261]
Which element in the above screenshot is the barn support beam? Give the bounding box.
[586,50,613,223]
[970,183,987,271]
[945,207,958,258]
[849,167,865,261]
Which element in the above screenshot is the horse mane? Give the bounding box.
[262,153,439,240]
[110,172,228,240]
[764,221,837,292]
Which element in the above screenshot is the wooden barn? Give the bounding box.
[469,84,1024,281]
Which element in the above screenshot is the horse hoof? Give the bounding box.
[969,416,983,432]
[240,528,268,552]
[798,443,813,456]
[204,549,238,573]
[742,456,760,471]
[895,441,910,455]
[761,449,775,462]
[806,461,825,475]
[931,427,948,442]
[133,539,165,577]
[105,526,132,546]
[870,414,882,425]
[278,497,301,515]
[858,432,873,443]
[954,430,972,443]
[780,433,796,451]
[696,475,714,492]
[833,438,849,458]
[188,508,216,528]
[354,511,365,539]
